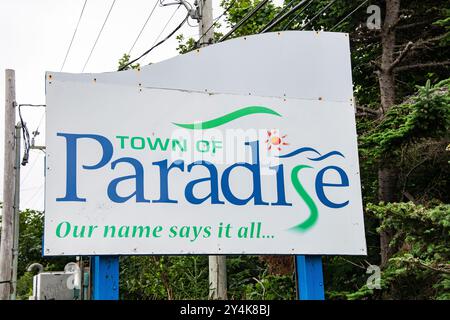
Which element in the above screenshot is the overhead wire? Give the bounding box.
[282,0,314,31]
[60,0,88,71]
[20,155,40,185]
[151,4,182,48]
[27,183,45,209]
[258,0,299,33]
[218,0,269,42]
[128,0,160,55]
[330,0,368,31]
[119,5,188,70]
[300,0,338,30]
[82,0,116,72]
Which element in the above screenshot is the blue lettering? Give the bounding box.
[152,159,184,203]
[107,157,151,203]
[56,133,113,202]
[269,164,292,206]
[185,161,224,204]
[221,141,269,206]
[315,165,349,208]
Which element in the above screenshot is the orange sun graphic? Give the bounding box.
[266,129,289,151]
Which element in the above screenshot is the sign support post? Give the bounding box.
[296,255,325,300]
[91,256,119,300]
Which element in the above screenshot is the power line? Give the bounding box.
[82,0,116,72]
[259,0,314,33]
[218,0,269,42]
[258,0,298,33]
[20,152,42,185]
[128,0,160,55]
[21,185,44,192]
[60,0,88,71]
[300,0,338,30]
[34,111,45,135]
[330,0,368,31]
[282,0,314,31]
[151,5,182,48]
[27,183,45,209]
[139,4,181,65]
[119,9,189,71]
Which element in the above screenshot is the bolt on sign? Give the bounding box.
[44,31,367,256]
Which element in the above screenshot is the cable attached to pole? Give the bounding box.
[17,104,46,166]
[17,105,30,166]
[119,13,189,71]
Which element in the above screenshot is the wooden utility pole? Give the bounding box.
[197,0,227,300]
[198,0,214,47]
[0,69,16,300]
[209,253,227,299]
[10,123,21,300]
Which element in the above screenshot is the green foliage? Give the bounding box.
[118,53,140,71]
[243,273,295,300]
[176,28,225,54]
[16,271,34,300]
[360,79,450,160]
[0,209,72,299]
[17,209,44,276]
[221,0,280,37]
[433,8,450,45]
[18,209,70,278]
[336,202,450,300]
[176,34,198,54]
[119,255,295,300]
[120,256,209,299]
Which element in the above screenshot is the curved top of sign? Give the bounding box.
[47,31,353,103]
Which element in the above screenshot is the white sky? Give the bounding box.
[0,0,283,211]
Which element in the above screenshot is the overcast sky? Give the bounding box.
[0,0,284,211]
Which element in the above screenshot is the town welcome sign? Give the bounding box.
[44,32,367,256]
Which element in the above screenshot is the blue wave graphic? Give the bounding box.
[307,151,345,161]
[277,147,321,159]
[277,147,345,160]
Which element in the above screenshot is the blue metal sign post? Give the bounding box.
[296,255,325,300]
[92,256,119,300]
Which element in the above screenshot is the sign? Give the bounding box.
[44,31,367,255]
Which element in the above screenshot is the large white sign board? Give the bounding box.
[44,31,367,256]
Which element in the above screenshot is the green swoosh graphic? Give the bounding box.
[290,165,318,232]
[173,106,281,130]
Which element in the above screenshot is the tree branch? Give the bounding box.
[395,34,448,50]
[389,41,414,71]
[394,60,450,72]
[396,21,429,30]
[356,105,380,116]
[417,260,450,275]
